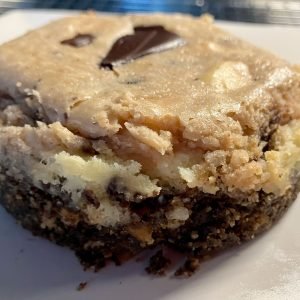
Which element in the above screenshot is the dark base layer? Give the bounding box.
[0,173,298,276]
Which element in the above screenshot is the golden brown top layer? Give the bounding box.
[0,13,299,151]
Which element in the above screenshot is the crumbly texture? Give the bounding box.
[0,13,300,275]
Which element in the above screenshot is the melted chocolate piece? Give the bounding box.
[61,34,95,48]
[100,26,185,69]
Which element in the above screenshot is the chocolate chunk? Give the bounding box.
[100,26,185,69]
[61,34,95,48]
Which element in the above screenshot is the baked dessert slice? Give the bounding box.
[0,13,300,276]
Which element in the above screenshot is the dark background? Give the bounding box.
[0,0,300,24]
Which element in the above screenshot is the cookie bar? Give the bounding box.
[0,13,300,276]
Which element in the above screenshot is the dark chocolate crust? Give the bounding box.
[0,170,298,275]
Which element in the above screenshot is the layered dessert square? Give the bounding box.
[0,13,300,276]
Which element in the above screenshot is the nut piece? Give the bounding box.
[209,61,252,92]
[127,223,154,245]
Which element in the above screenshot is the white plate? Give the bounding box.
[0,10,299,300]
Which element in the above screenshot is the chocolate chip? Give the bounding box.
[0,91,13,101]
[100,26,185,69]
[61,34,95,48]
[0,91,15,109]
[63,112,68,121]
